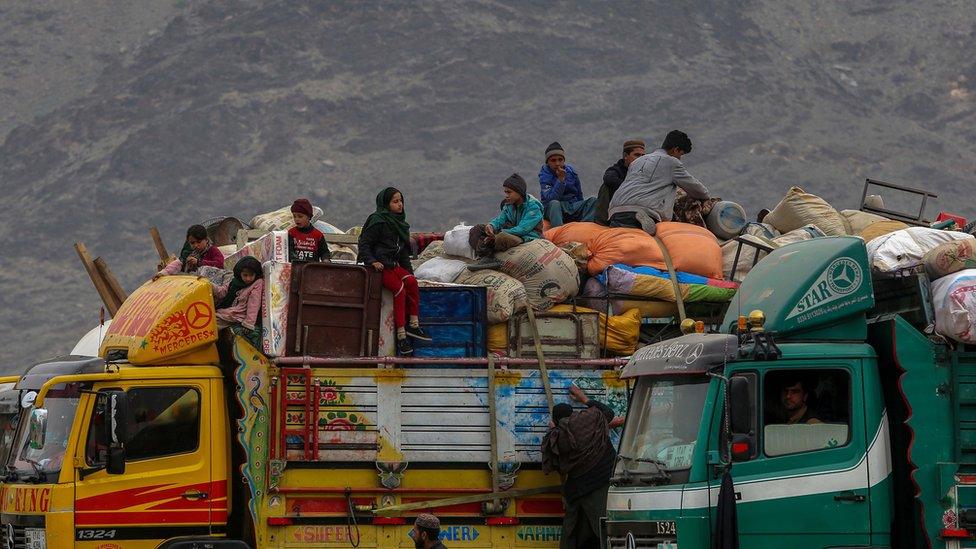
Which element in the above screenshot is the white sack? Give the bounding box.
[444,223,477,259]
[866,227,975,274]
[932,269,976,344]
[414,257,469,283]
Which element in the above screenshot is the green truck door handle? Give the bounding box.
[833,492,866,503]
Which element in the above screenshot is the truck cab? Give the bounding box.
[605,236,967,548]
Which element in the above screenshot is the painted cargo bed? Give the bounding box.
[235,346,627,547]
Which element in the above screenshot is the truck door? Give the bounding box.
[74,381,220,548]
[724,366,870,546]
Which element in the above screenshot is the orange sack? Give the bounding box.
[546,222,723,279]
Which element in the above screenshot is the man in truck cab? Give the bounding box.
[777,377,822,425]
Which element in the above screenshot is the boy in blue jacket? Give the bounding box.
[467,173,543,270]
[539,141,597,227]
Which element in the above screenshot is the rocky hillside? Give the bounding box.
[2,0,975,372]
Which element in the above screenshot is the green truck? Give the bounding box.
[604,235,976,548]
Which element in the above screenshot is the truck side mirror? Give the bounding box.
[27,409,47,450]
[729,377,751,435]
[99,390,128,475]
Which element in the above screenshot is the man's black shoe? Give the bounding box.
[406,325,433,341]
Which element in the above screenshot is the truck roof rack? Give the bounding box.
[859,178,938,226]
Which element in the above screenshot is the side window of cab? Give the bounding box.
[86,387,201,465]
[762,370,851,456]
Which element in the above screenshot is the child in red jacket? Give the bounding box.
[288,199,331,263]
[158,224,225,275]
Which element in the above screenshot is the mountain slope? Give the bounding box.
[2,0,975,371]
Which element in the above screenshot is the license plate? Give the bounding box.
[25,528,46,549]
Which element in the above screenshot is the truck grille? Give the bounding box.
[607,534,676,548]
[1,524,26,549]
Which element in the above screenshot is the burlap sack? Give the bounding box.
[923,239,976,280]
[454,269,528,323]
[493,239,580,311]
[763,186,846,236]
[840,209,888,235]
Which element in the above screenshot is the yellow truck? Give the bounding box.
[0,275,626,548]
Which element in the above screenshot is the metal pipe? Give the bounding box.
[273,356,628,367]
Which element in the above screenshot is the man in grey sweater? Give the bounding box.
[607,130,709,235]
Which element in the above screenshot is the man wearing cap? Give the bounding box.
[412,513,447,548]
[467,173,544,270]
[595,139,646,225]
[542,385,623,548]
[539,141,597,227]
[608,130,710,235]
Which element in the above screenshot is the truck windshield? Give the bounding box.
[9,383,83,483]
[0,388,21,467]
[613,376,710,486]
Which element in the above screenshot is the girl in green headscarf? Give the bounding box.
[357,187,431,356]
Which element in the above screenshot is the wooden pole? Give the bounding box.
[75,243,120,316]
[94,257,127,307]
[149,227,169,261]
[487,354,500,510]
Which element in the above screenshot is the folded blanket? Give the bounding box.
[596,264,738,302]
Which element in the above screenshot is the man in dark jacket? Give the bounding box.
[595,139,646,225]
[542,385,623,549]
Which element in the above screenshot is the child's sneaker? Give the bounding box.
[397,338,414,356]
[405,325,432,341]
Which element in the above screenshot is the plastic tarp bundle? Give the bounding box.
[932,269,976,344]
[547,304,641,355]
[251,204,324,231]
[546,221,724,279]
[494,239,579,310]
[261,261,292,357]
[924,239,976,280]
[763,186,847,236]
[722,225,824,281]
[414,256,470,283]
[454,269,527,324]
[443,223,477,259]
[224,230,288,270]
[596,264,738,303]
[866,227,975,274]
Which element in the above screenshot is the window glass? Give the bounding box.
[763,370,850,456]
[86,387,200,465]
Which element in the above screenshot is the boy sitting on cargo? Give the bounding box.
[157,224,225,275]
[358,187,431,357]
[288,198,331,263]
[213,256,265,334]
[539,142,597,227]
[467,173,544,271]
[607,130,710,235]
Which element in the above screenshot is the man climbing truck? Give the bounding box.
[604,236,976,548]
[0,275,626,548]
